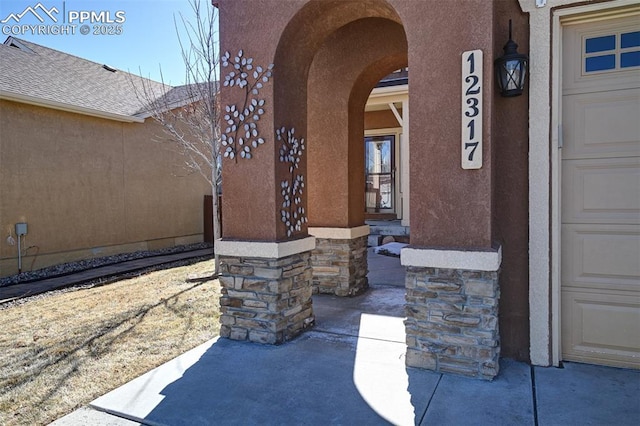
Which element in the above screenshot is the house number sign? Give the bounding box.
[461,49,483,169]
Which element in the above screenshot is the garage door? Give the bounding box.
[561,12,640,369]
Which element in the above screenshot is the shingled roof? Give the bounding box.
[376,68,408,88]
[0,37,194,122]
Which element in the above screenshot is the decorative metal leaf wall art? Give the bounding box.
[221,50,273,161]
[277,127,307,237]
[222,51,305,239]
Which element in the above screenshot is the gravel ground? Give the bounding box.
[0,254,216,311]
[0,242,213,288]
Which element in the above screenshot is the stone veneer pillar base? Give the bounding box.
[215,237,316,344]
[401,247,502,380]
[308,226,369,297]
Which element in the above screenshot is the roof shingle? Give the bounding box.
[0,37,186,119]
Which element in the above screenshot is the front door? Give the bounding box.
[561,13,640,369]
[365,135,395,214]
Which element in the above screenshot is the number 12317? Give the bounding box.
[461,50,483,169]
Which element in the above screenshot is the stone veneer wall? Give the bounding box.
[405,266,500,380]
[218,252,314,344]
[310,235,368,296]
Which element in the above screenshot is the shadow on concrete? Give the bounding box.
[62,249,640,425]
[90,284,445,425]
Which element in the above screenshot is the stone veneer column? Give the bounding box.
[401,247,502,380]
[215,237,316,344]
[308,226,369,297]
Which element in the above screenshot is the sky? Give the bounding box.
[0,0,218,86]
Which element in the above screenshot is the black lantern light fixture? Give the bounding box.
[494,19,528,97]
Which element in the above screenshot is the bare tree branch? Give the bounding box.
[129,0,221,272]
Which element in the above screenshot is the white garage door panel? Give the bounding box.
[563,89,640,160]
[562,157,640,224]
[561,12,639,369]
[562,290,640,368]
[562,224,640,291]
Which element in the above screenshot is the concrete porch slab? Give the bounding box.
[313,286,406,339]
[421,359,534,425]
[534,362,640,426]
[367,247,406,287]
[88,316,440,425]
[50,269,640,426]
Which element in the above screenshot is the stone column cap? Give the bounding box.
[401,246,502,271]
[215,236,316,259]
[308,225,370,239]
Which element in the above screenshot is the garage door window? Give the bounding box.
[584,30,640,73]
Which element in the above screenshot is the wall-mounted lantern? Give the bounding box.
[494,20,528,97]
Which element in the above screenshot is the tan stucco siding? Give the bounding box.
[365,109,402,130]
[0,100,210,276]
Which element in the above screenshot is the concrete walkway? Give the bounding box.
[51,250,640,425]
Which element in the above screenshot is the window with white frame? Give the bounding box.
[583,30,640,73]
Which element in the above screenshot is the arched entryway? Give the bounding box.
[217,0,505,380]
[303,17,408,296]
[216,0,409,344]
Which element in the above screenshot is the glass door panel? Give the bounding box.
[365,135,394,212]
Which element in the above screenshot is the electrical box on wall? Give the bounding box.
[15,223,27,236]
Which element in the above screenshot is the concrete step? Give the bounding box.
[368,224,410,236]
[366,220,410,247]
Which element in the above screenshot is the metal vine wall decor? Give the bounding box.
[277,127,307,237]
[221,50,274,160]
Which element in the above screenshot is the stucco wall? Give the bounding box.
[218,0,297,241]
[219,0,406,240]
[0,100,210,277]
[307,17,407,228]
[393,0,496,248]
[492,1,531,361]
[365,109,402,130]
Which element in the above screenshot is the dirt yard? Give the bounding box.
[0,259,221,426]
